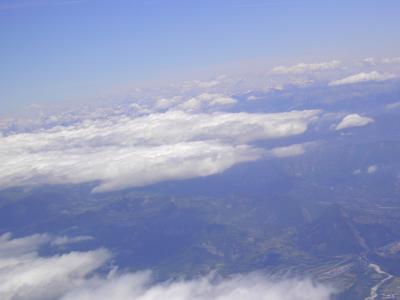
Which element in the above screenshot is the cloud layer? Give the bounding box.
[0,110,319,192]
[0,233,334,300]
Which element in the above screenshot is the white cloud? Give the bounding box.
[247,95,260,101]
[361,57,400,65]
[269,144,306,158]
[353,165,379,175]
[0,233,335,300]
[367,165,378,174]
[335,114,374,131]
[381,57,400,64]
[61,272,333,300]
[148,93,237,113]
[329,71,395,86]
[0,233,94,258]
[361,57,376,65]
[0,233,50,258]
[51,236,94,246]
[192,79,221,88]
[153,97,180,110]
[0,110,319,192]
[0,141,263,193]
[175,93,237,112]
[0,233,110,300]
[271,60,341,74]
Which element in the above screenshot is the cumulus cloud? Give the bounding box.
[154,93,237,112]
[61,272,333,300]
[0,233,109,300]
[175,93,237,112]
[353,165,379,175]
[360,57,400,65]
[335,114,374,130]
[153,97,180,110]
[329,71,395,86]
[271,60,341,74]
[367,165,378,174]
[381,57,400,64]
[0,232,51,258]
[361,57,376,65]
[0,110,320,192]
[0,233,335,300]
[268,143,306,158]
[0,233,94,256]
[191,79,222,88]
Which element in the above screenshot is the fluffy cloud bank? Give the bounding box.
[0,233,334,300]
[0,110,319,192]
[335,114,374,130]
[329,71,394,86]
[62,272,333,300]
[0,233,109,300]
[271,60,341,74]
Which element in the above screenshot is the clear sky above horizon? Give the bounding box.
[1,0,399,113]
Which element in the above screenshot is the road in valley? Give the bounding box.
[365,263,393,300]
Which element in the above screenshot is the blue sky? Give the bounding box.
[1,0,399,113]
